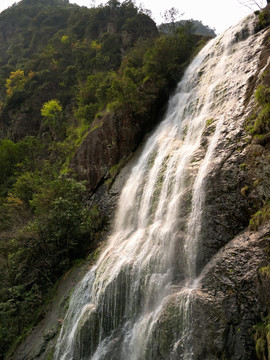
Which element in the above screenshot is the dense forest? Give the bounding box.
[0,0,214,357]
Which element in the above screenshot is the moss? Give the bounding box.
[90,121,103,132]
[202,118,216,141]
[240,163,247,171]
[260,266,270,277]
[105,167,119,188]
[46,348,54,360]
[148,155,170,219]
[254,178,262,187]
[245,113,257,133]
[109,162,121,178]
[252,110,270,134]
[206,118,214,126]
[87,245,104,265]
[147,149,158,169]
[249,202,270,231]
[181,124,188,140]
[256,338,267,360]
[105,154,133,189]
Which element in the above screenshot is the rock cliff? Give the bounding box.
[149,226,269,360]
[70,87,167,194]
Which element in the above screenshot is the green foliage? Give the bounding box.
[0,174,105,358]
[12,171,41,206]
[53,120,90,165]
[246,82,270,235]
[0,123,104,359]
[240,163,248,172]
[0,139,22,187]
[0,137,41,197]
[257,9,270,29]
[0,0,160,142]
[41,99,62,118]
[255,84,270,104]
[30,176,94,269]
[143,25,195,83]
[206,118,214,126]
[0,0,203,142]
[0,234,44,358]
[5,70,27,97]
[248,85,270,136]
[41,99,63,139]
[249,202,270,230]
[75,23,200,119]
[254,315,270,360]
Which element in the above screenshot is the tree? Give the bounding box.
[138,2,152,18]
[161,7,183,32]
[41,99,63,139]
[237,0,266,10]
[30,175,94,270]
[5,70,27,97]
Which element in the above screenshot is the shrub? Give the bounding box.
[249,84,270,135]
[249,202,270,230]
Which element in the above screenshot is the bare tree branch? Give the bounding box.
[238,0,265,11]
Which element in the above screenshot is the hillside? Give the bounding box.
[0,0,211,358]
[159,19,216,37]
[1,0,269,359]
[11,4,270,357]
[0,0,160,140]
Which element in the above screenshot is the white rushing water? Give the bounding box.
[54,14,266,360]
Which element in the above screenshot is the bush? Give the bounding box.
[0,137,41,196]
[249,85,270,135]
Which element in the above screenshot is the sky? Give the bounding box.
[0,0,266,34]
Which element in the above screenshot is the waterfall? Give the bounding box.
[54,14,266,360]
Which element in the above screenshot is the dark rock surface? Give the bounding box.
[194,225,270,360]
[70,92,168,193]
[146,226,270,360]
[70,111,142,193]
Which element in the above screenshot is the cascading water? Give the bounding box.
[54,14,266,360]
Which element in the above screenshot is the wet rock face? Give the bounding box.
[121,227,269,360]
[71,112,131,192]
[74,304,100,358]
[198,143,249,273]
[193,27,270,276]
[70,110,158,193]
[155,227,269,360]
[192,120,254,277]
[195,227,270,360]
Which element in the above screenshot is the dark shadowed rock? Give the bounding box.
[193,226,270,359]
[70,104,165,193]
